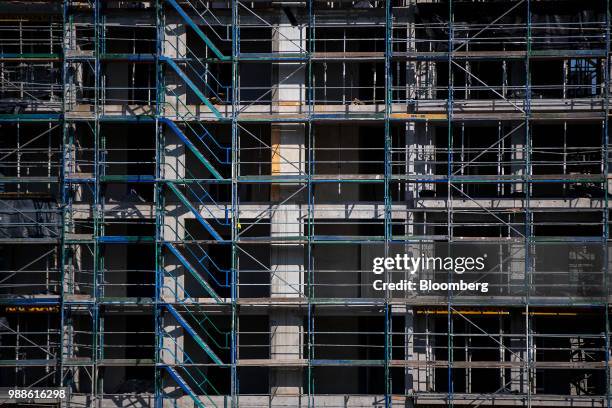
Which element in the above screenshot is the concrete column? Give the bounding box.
[160,17,187,379]
[161,18,188,300]
[64,125,85,298]
[509,310,527,393]
[269,10,306,399]
[160,313,185,365]
[405,308,430,401]
[406,122,435,204]
[406,1,435,102]
[510,123,525,194]
[272,9,305,115]
[270,223,304,297]
[61,310,82,393]
[62,315,76,374]
[162,95,187,301]
[63,22,79,109]
[405,0,435,209]
[163,127,186,182]
[405,123,435,286]
[269,122,306,298]
[161,117,186,401]
[269,124,305,397]
[509,225,525,296]
[269,311,303,396]
[62,245,79,296]
[64,123,86,193]
[406,1,417,102]
[161,215,185,301]
[161,218,185,396]
[64,64,82,111]
[163,22,187,117]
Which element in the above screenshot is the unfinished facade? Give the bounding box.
[0,0,610,407]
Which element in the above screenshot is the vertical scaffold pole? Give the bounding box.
[60,0,68,397]
[603,0,610,405]
[307,1,315,405]
[447,0,454,405]
[231,0,239,406]
[154,0,163,406]
[384,0,393,406]
[524,1,532,404]
[93,0,102,400]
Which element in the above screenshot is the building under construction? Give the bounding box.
[0,0,610,406]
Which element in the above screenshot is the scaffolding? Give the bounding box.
[0,0,610,407]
